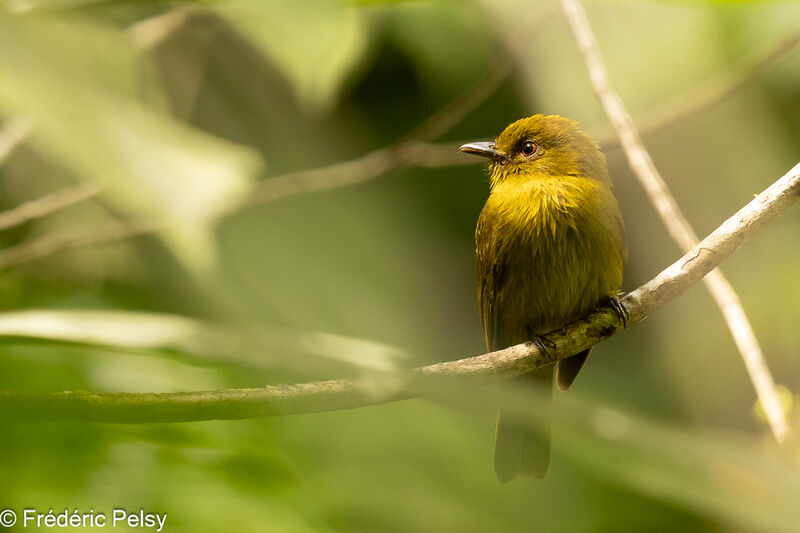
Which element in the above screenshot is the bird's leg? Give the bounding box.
[606,296,629,328]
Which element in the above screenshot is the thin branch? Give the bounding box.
[1,161,798,423]
[634,22,800,141]
[400,56,512,144]
[562,0,790,444]
[0,220,159,271]
[0,184,102,232]
[238,147,398,207]
[239,55,511,208]
[235,142,473,209]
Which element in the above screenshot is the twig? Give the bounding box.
[635,23,800,140]
[236,142,473,208]
[562,0,790,444]
[240,56,511,207]
[0,184,102,232]
[0,220,159,271]
[400,56,512,143]
[2,160,798,423]
[596,23,800,148]
[239,148,397,207]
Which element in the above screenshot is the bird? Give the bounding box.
[459,114,626,482]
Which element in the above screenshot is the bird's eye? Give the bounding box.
[521,140,537,157]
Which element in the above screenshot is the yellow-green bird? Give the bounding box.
[459,114,626,482]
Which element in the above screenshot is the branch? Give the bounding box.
[0,219,158,271]
[400,57,512,144]
[0,184,101,232]
[562,0,790,444]
[2,161,798,423]
[234,141,473,208]
[631,22,800,142]
[237,56,510,208]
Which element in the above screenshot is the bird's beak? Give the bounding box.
[458,141,505,161]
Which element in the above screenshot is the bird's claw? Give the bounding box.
[609,297,629,328]
[532,336,557,363]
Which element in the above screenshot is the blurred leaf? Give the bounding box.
[216,0,369,113]
[413,377,800,533]
[0,309,220,356]
[557,395,800,533]
[0,309,407,373]
[385,1,495,96]
[0,12,262,275]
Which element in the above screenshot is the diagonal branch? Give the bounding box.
[562,0,790,444]
[0,183,102,232]
[1,161,798,423]
[633,22,800,141]
[594,22,800,148]
[0,219,158,271]
[238,58,511,208]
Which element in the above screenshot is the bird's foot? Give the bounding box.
[532,336,558,364]
[607,296,629,328]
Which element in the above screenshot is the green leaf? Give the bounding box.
[216,0,369,113]
[0,12,262,275]
[0,309,407,373]
[558,396,800,533]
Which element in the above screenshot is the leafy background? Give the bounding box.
[1,0,800,531]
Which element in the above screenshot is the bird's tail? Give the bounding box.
[493,365,552,482]
[556,347,593,391]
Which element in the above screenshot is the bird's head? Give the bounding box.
[459,114,609,187]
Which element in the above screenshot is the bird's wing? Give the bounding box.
[476,206,505,352]
[614,203,629,263]
[478,200,555,482]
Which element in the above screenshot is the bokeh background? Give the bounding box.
[1,0,799,531]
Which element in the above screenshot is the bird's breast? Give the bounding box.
[479,177,623,340]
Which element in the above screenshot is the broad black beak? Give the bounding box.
[458,141,505,161]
